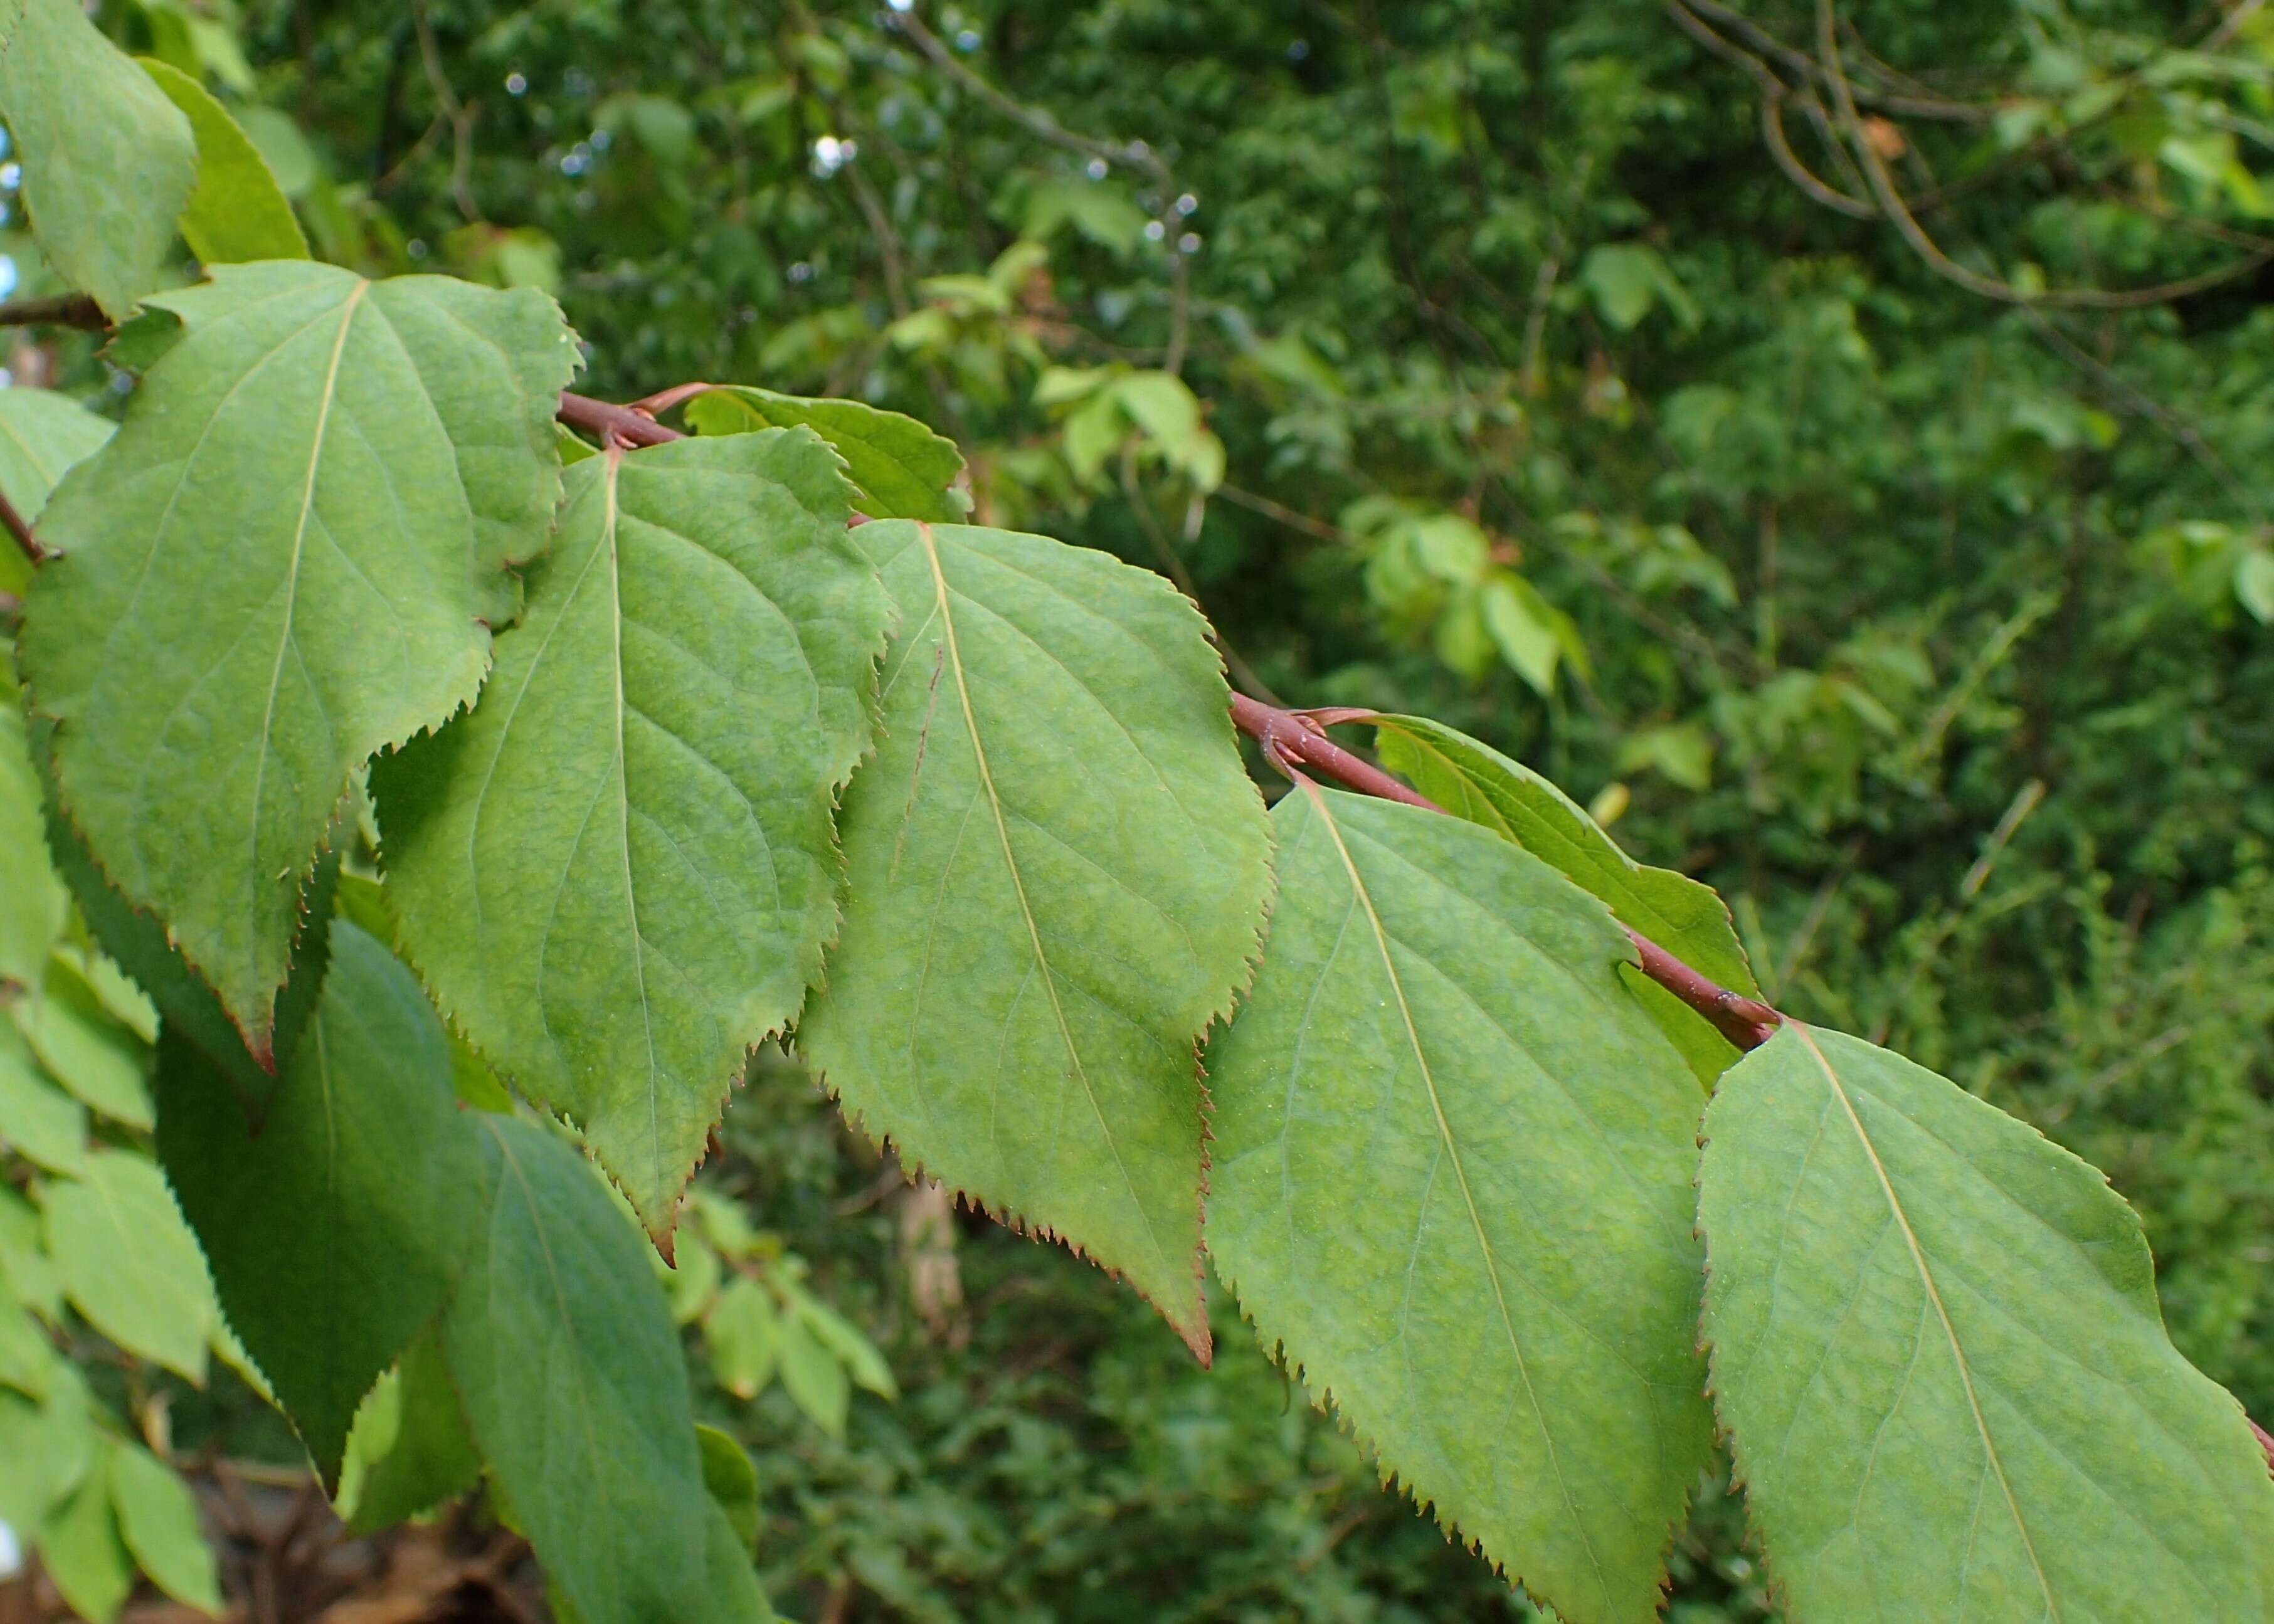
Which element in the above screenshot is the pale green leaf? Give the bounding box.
[43,1147,216,1382]
[1207,786,1712,1624]
[376,432,890,1231]
[1698,1023,2274,1621]
[0,1364,88,1526]
[108,1442,221,1616]
[12,957,151,1129]
[0,1184,60,1321]
[1369,714,1757,1084]
[335,1330,480,1536]
[790,1288,896,1400]
[19,261,577,1049]
[776,1310,849,1437]
[441,1115,759,1624]
[0,1289,53,1396]
[2234,548,2274,623]
[38,1446,135,1624]
[798,522,1272,1355]
[138,58,309,265]
[0,0,196,319]
[685,384,968,520]
[0,646,67,988]
[708,1276,780,1400]
[0,1021,86,1173]
[156,918,484,1485]
[0,389,114,534]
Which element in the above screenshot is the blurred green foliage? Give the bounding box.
[8,0,2274,1618]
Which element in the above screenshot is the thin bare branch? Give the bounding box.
[0,487,44,566]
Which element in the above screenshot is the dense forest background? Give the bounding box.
[9,1,2274,1619]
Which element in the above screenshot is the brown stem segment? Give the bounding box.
[0,292,105,330]
[557,390,684,448]
[1229,692,1785,1051]
[2254,1418,2274,1476]
[0,487,45,565]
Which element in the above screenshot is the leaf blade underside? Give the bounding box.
[1205,787,1713,1624]
[1370,714,1758,1083]
[798,520,1272,1354]
[376,430,891,1233]
[1698,1023,2274,1621]
[19,261,575,1048]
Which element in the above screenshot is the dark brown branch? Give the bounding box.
[0,292,105,330]
[0,487,45,565]
[1227,693,1785,1051]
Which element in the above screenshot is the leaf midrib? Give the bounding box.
[1792,1021,2062,1621]
[1297,781,1612,1613]
[912,522,1173,1287]
[245,280,365,1004]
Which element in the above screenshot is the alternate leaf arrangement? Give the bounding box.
[2,4,2271,1620]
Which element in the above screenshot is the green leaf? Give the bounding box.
[707,1275,780,1400]
[1698,1023,2274,1620]
[0,389,114,535]
[156,918,484,1486]
[441,1115,758,1624]
[798,522,1272,1356]
[19,261,578,1048]
[11,956,151,1129]
[1205,786,1713,1624]
[0,1021,87,1173]
[31,714,341,1108]
[0,648,67,982]
[789,1287,897,1400]
[0,1366,88,1526]
[1369,714,1757,1084]
[376,432,890,1233]
[775,1310,850,1437]
[0,1184,60,1321]
[39,1445,135,1624]
[137,57,310,264]
[335,1329,481,1536]
[697,1424,761,1554]
[43,1147,216,1382]
[0,1289,53,1396]
[108,1442,221,1616]
[686,384,968,520]
[0,0,196,319]
[2233,547,2274,623]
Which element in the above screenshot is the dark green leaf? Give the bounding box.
[441,1115,759,1624]
[157,918,483,1486]
[336,1330,480,1536]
